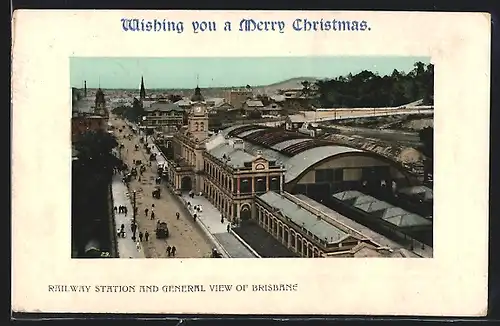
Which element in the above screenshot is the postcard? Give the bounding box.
[11,10,490,316]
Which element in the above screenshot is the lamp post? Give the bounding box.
[142,116,147,142]
[131,190,137,241]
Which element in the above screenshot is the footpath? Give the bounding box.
[110,173,146,259]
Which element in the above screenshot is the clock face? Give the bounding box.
[195,106,202,114]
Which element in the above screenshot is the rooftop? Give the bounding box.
[332,190,432,228]
[398,185,433,201]
[245,100,264,107]
[191,86,205,102]
[222,125,364,183]
[72,99,95,114]
[293,194,422,256]
[146,101,183,112]
[207,139,257,169]
[258,191,352,245]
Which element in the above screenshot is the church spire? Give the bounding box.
[140,76,146,100]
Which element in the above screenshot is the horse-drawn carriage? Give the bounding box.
[152,186,161,199]
[155,221,169,239]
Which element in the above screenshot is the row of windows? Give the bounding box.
[256,204,361,256]
[204,180,233,218]
[204,157,283,195]
[147,111,183,117]
[256,205,323,258]
[315,167,393,183]
[146,119,182,126]
[193,122,206,131]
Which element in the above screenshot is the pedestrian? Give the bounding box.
[166,246,172,257]
[152,204,155,209]
[145,208,149,217]
[193,213,197,222]
[114,206,117,213]
[151,211,155,220]
[139,232,143,242]
[171,246,177,257]
[136,242,141,251]
[227,224,230,232]
[131,223,137,234]
[176,212,180,220]
[220,216,224,224]
[124,206,128,216]
[144,231,149,241]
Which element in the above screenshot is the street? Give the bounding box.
[110,115,213,258]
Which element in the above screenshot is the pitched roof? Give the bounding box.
[245,100,264,107]
[258,191,350,244]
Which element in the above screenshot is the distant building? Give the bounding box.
[205,97,226,108]
[225,88,253,110]
[259,103,283,117]
[242,99,264,115]
[174,98,192,109]
[71,87,109,141]
[142,101,184,132]
[285,114,307,131]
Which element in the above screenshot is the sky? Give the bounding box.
[70,56,430,89]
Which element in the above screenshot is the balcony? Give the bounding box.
[171,157,194,172]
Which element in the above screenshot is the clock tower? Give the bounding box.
[188,86,209,142]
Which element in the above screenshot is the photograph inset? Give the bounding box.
[71,57,434,259]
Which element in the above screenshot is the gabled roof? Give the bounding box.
[332,190,432,228]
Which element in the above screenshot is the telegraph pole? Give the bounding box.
[131,190,137,241]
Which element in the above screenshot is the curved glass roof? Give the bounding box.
[227,125,264,137]
[219,125,365,184]
[284,146,362,183]
[271,138,310,151]
[238,128,266,138]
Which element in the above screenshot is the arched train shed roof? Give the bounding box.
[219,124,413,184]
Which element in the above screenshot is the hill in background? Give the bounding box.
[81,77,319,98]
[251,77,319,94]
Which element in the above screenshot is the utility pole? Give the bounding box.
[131,190,137,241]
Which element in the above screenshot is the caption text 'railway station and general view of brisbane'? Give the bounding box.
[71,56,434,260]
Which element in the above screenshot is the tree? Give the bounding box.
[313,61,434,108]
[113,98,145,123]
[418,126,433,158]
[168,94,183,103]
[72,130,120,258]
[73,130,121,179]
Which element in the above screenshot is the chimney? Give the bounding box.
[84,80,87,97]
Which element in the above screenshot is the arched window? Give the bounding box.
[194,122,199,131]
[200,122,205,131]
